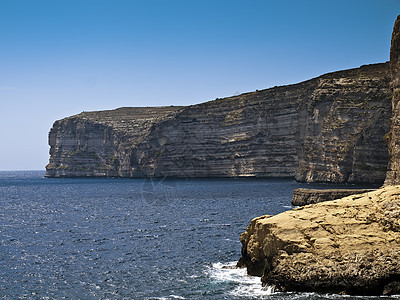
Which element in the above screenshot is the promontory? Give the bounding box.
[46,62,391,183]
[237,15,400,295]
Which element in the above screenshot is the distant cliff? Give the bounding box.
[46,63,391,183]
[46,107,183,177]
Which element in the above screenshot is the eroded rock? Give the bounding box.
[46,107,183,177]
[238,186,400,295]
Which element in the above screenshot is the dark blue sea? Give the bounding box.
[0,171,396,299]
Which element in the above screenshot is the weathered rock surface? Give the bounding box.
[46,107,183,177]
[47,63,391,182]
[296,64,391,183]
[238,186,400,295]
[385,15,400,185]
[292,188,376,206]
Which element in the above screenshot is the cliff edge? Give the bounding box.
[46,106,183,177]
[46,63,391,183]
[385,15,400,185]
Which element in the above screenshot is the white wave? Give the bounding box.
[207,262,274,298]
[147,296,185,300]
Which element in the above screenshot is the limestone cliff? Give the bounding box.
[46,107,183,177]
[296,64,390,183]
[46,63,391,182]
[385,15,400,185]
[237,186,400,295]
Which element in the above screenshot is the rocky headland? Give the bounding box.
[238,186,400,295]
[237,15,400,295]
[46,63,391,183]
[46,106,183,177]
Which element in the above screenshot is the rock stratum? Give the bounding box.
[46,107,183,177]
[237,186,400,295]
[291,188,376,206]
[46,63,391,182]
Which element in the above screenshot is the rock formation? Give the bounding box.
[46,107,183,177]
[46,63,391,183]
[291,188,375,206]
[237,15,400,296]
[238,186,400,295]
[385,15,400,185]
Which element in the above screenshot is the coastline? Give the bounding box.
[238,186,400,295]
[236,14,400,296]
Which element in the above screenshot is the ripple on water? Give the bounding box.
[0,172,386,299]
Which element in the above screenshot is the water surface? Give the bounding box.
[0,171,393,299]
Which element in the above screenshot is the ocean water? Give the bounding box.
[0,171,396,299]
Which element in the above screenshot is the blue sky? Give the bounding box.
[0,0,399,171]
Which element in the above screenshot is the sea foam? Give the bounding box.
[207,262,274,298]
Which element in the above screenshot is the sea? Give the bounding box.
[0,170,397,300]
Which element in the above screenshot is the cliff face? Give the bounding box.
[130,85,301,178]
[297,64,390,183]
[46,107,183,177]
[237,186,400,295]
[385,15,400,185]
[46,63,391,182]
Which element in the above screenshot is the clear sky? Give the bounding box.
[0,0,399,171]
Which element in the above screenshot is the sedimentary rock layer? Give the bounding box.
[385,15,400,185]
[238,186,400,295]
[291,188,375,206]
[46,107,183,177]
[46,63,391,182]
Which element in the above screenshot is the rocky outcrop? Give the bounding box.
[292,188,376,206]
[47,63,391,182]
[385,15,400,185]
[238,186,400,295]
[46,107,183,177]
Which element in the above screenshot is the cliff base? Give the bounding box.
[291,188,376,206]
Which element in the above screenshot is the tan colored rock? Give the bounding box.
[238,186,400,295]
